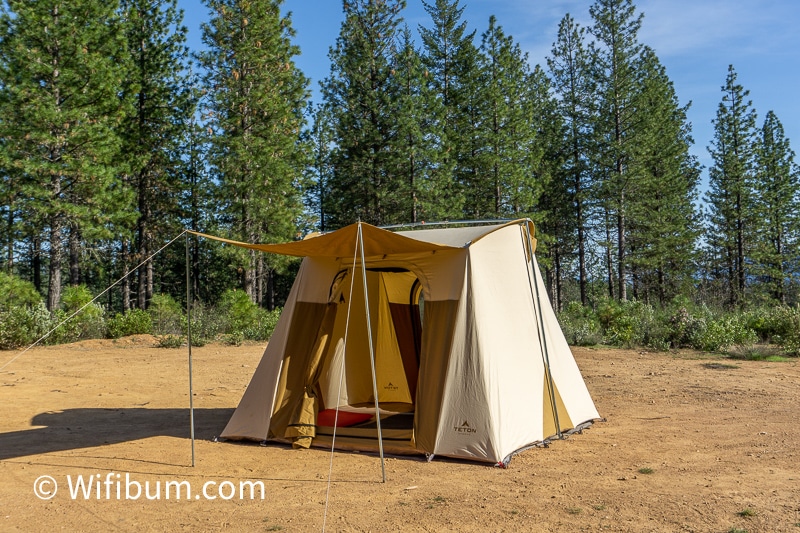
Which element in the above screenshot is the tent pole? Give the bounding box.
[186,233,196,467]
[358,222,386,483]
[523,222,562,439]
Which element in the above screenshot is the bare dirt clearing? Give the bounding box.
[1,338,798,532]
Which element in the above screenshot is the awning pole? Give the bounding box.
[522,222,562,439]
[186,233,196,466]
[359,222,386,483]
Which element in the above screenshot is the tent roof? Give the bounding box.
[188,219,535,258]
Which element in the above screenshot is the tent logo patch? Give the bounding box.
[453,420,477,435]
[383,382,399,392]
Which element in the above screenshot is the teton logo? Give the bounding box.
[383,382,399,391]
[453,420,477,434]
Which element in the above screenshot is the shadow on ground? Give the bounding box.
[0,408,234,460]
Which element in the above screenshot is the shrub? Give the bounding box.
[156,334,184,348]
[0,302,55,349]
[243,307,282,341]
[106,309,152,339]
[770,306,800,355]
[217,289,259,334]
[689,314,757,352]
[148,293,184,336]
[0,272,42,310]
[50,285,105,343]
[558,302,602,346]
[185,301,224,341]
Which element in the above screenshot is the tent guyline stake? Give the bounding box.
[0,230,189,373]
[523,222,562,439]
[359,222,387,484]
[186,233,196,467]
[323,224,360,533]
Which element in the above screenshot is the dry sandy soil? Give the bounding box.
[1,336,798,532]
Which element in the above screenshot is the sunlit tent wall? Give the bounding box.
[208,220,599,465]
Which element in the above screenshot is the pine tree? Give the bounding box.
[705,65,758,307]
[588,0,645,301]
[547,14,594,306]
[0,0,132,310]
[388,26,446,223]
[199,0,310,303]
[472,16,527,218]
[626,48,700,304]
[321,0,408,227]
[419,0,481,219]
[308,103,334,231]
[119,0,192,310]
[752,111,800,303]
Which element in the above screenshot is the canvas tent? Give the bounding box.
[208,219,599,465]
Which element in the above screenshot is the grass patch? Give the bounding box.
[566,506,582,515]
[737,508,757,517]
[702,362,739,370]
[638,467,654,474]
[156,334,184,348]
[728,528,748,533]
[592,504,606,511]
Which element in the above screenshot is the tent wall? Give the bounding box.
[431,224,546,462]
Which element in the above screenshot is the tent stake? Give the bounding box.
[358,222,386,483]
[186,233,196,467]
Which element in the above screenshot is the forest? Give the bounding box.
[0,0,798,355]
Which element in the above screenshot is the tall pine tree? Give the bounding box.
[199,0,310,303]
[0,0,132,310]
[588,0,645,301]
[626,48,700,304]
[752,110,800,303]
[321,0,408,227]
[547,14,595,306]
[119,0,192,310]
[705,65,758,307]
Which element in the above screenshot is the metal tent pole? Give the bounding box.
[522,222,562,439]
[186,233,196,466]
[358,222,386,483]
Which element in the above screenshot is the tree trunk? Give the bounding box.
[121,240,131,311]
[68,224,81,285]
[617,193,627,301]
[47,216,63,312]
[605,209,615,300]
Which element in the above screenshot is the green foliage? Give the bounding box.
[0,272,42,310]
[106,309,152,339]
[558,302,603,346]
[243,308,282,341]
[557,299,777,355]
[156,334,184,348]
[689,315,757,352]
[51,285,105,343]
[0,302,55,349]
[148,293,184,336]
[217,289,259,334]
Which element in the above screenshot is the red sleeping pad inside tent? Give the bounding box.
[317,409,373,428]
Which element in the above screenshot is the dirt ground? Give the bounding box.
[1,336,798,532]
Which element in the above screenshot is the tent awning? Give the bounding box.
[187,219,535,258]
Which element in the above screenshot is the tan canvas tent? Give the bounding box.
[211,219,599,466]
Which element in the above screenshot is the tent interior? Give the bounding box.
[277,266,425,453]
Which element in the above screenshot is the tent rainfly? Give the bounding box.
[206,220,599,466]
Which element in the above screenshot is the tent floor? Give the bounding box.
[312,405,419,455]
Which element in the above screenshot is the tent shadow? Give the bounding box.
[0,407,233,461]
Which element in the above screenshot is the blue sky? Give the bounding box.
[179,0,800,187]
